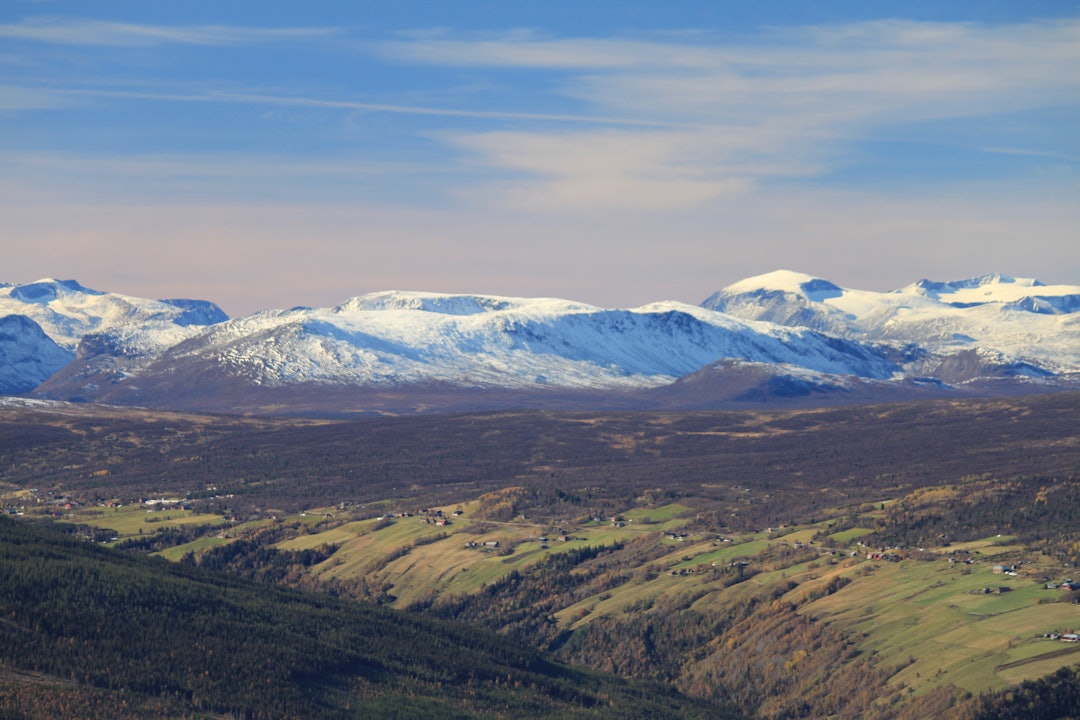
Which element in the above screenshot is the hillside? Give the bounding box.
[0,514,723,719]
[3,394,1080,718]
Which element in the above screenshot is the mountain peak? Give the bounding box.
[0,278,228,355]
[334,291,599,317]
[159,298,229,326]
[900,275,1061,307]
[10,278,103,304]
[716,270,843,301]
[907,274,1037,294]
[335,291,518,316]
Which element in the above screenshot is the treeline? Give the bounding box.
[558,587,907,719]
[181,534,337,586]
[179,524,401,603]
[864,475,1080,562]
[0,515,726,719]
[961,664,1080,720]
[415,541,638,648]
[114,522,222,553]
[414,537,933,719]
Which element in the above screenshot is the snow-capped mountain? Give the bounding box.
[0,315,73,394]
[0,279,228,353]
[3,272,1077,414]
[43,291,898,410]
[702,270,1080,381]
[0,279,228,396]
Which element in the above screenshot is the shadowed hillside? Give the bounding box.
[0,515,725,719]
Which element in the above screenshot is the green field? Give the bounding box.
[48,492,1080,702]
[623,503,694,526]
[829,527,875,543]
[285,507,657,606]
[64,504,226,539]
[314,507,1080,700]
[156,533,230,560]
[804,538,1080,694]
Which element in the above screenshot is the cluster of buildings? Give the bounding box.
[1043,633,1080,642]
[1045,579,1080,591]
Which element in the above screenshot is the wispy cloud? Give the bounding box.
[982,147,1075,161]
[5,15,1077,220]
[55,87,697,128]
[378,18,1080,212]
[378,35,695,70]
[382,20,1080,124]
[3,150,444,180]
[0,16,337,47]
[3,11,1077,310]
[446,129,791,211]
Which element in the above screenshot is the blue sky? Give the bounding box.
[2,1,1078,314]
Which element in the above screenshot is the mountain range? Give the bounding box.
[2,271,1077,414]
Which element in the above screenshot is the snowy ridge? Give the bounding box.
[2,272,1077,411]
[900,275,1080,314]
[720,270,844,299]
[703,270,1080,377]
[0,278,229,398]
[0,278,228,354]
[159,293,897,390]
[335,291,571,316]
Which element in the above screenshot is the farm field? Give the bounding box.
[805,536,1080,694]
[149,492,1080,701]
[59,503,226,539]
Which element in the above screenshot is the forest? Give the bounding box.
[0,515,724,719]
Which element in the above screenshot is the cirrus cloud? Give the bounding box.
[0,16,338,47]
[381,19,1080,212]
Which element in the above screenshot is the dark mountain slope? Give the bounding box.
[0,515,727,719]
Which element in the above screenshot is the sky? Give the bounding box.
[2,1,1078,316]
